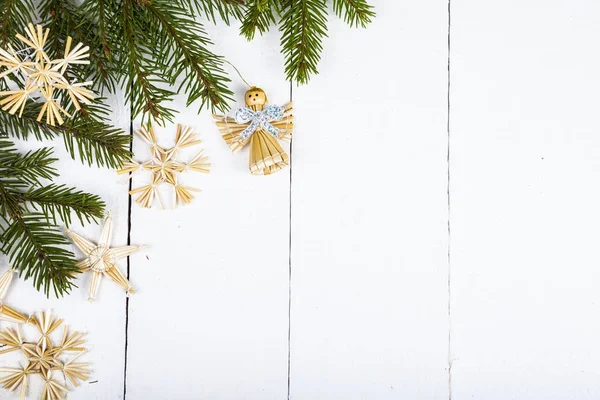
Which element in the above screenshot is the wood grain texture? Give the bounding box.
[6,1,600,399]
[124,23,291,400]
[450,1,600,398]
[288,1,450,398]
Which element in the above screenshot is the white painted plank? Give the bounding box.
[289,1,450,399]
[125,23,290,400]
[5,93,131,399]
[450,1,600,398]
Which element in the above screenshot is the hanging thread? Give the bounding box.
[224,60,253,89]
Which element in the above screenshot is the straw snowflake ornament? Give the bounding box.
[0,311,90,400]
[65,215,144,302]
[0,23,93,126]
[118,124,210,209]
[0,268,89,400]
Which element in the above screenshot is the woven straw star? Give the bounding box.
[0,23,93,126]
[118,124,210,209]
[65,215,144,302]
[0,310,90,400]
[0,268,87,400]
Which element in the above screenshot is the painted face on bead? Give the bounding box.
[245,87,267,107]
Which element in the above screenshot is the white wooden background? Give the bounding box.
[6,0,600,398]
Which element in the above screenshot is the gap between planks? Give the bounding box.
[123,106,134,400]
[287,79,294,400]
[446,0,453,399]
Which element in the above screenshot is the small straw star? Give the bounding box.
[118,124,211,209]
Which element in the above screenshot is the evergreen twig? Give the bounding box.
[332,0,375,28]
[280,0,328,84]
[0,0,374,296]
[0,141,104,296]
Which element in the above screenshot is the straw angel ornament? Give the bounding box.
[213,87,294,175]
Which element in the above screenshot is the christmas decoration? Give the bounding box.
[213,87,294,175]
[118,124,210,208]
[0,140,117,297]
[0,23,94,126]
[0,19,130,297]
[0,0,373,295]
[65,215,143,302]
[0,268,28,325]
[0,0,374,124]
[0,310,90,400]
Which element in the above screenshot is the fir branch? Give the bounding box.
[40,0,116,92]
[0,106,131,169]
[280,0,328,84]
[120,0,176,122]
[20,184,104,226]
[185,0,245,24]
[1,212,79,297]
[240,0,279,40]
[332,0,375,28]
[0,0,35,47]
[0,143,57,185]
[0,141,103,296]
[54,106,132,168]
[143,0,233,113]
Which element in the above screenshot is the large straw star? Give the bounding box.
[65,215,143,302]
[0,23,93,126]
[0,310,90,400]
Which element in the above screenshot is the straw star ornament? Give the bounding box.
[65,215,144,302]
[0,311,90,400]
[0,23,94,126]
[118,124,210,208]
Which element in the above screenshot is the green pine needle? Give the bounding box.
[184,0,245,24]
[333,0,375,28]
[280,0,329,84]
[0,0,374,296]
[241,0,280,40]
[0,141,104,297]
[2,213,80,297]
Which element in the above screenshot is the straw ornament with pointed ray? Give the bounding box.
[0,23,94,125]
[65,215,144,302]
[0,310,90,400]
[0,268,29,325]
[118,124,211,209]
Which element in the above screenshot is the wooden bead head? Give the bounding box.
[245,87,267,107]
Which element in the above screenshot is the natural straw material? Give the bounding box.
[117,124,210,208]
[0,310,89,400]
[0,23,93,126]
[0,268,28,324]
[65,215,143,302]
[213,87,294,175]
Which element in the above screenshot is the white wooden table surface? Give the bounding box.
[7,0,600,399]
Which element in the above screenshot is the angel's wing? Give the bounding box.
[212,114,251,153]
[272,101,294,141]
